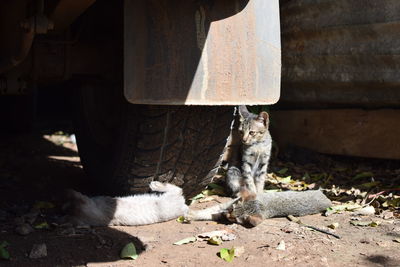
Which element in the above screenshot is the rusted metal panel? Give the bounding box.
[124,0,281,105]
[280,0,400,108]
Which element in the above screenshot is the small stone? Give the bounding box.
[233,246,245,257]
[24,209,40,224]
[221,233,236,241]
[354,206,375,216]
[381,211,394,220]
[15,223,34,235]
[276,240,286,251]
[58,227,75,236]
[29,243,47,259]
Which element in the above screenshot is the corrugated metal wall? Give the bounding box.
[280,0,400,108]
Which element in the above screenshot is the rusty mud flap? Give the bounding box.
[124,0,281,105]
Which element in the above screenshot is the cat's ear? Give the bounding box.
[257,111,269,127]
[238,105,250,121]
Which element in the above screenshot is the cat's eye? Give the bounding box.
[249,131,255,135]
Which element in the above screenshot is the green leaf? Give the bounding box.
[353,172,373,180]
[350,220,380,227]
[0,241,10,260]
[202,189,214,196]
[219,248,235,262]
[208,236,223,246]
[190,193,205,201]
[33,201,55,209]
[277,168,288,175]
[34,222,50,229]
[176,216,190,223]
[173,236,197,245]
[190,193,205,204]
[120,242,138,260]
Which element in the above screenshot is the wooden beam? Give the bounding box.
[271,109,400,159]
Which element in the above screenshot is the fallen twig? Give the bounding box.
[368,188,400,198]
[287,215,341,239]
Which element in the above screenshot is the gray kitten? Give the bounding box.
[67,182,188,226]
[226,105,272,196]
[185,189,332,227]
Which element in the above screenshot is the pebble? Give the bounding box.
[24,209,40,224]
[276,240,286,251]
[15,223,34,235]
[381,211,394,220]
[29,243,47,259]
[353,206,375,216]
[58,227,76,236]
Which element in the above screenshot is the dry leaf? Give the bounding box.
[173,236,197,245]
[328,223,339,229]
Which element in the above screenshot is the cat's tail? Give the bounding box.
[65,189,90,205]
[63,189,93,220]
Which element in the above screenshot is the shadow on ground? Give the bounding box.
[0,133,144,265]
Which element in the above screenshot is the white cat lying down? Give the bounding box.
[67,182,188,226]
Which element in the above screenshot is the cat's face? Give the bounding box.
[238,106,269,145]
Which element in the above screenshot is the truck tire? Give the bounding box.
[74,82,233,197]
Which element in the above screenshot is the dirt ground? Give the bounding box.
[0,130,399,267]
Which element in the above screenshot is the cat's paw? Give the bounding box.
[183,210,195,222]
[149,181,166,192]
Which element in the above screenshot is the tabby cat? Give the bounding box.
[226,105,272,196]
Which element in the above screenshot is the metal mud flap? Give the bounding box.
[124,0,281,105]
